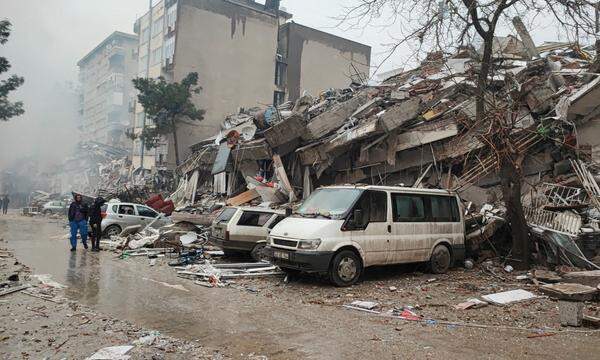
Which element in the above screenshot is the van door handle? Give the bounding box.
[387,225,391,233]
[118,215,123,218]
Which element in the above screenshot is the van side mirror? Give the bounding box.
[285,208,292,217]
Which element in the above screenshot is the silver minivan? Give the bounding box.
[265,185,465,286]
[211,207,286,260]
[102,202,172,237]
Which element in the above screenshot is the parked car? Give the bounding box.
[211,206,287,261]
[265,185,465,287]
[101,202,172,238]
[42,200,67,215]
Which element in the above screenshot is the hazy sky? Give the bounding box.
[0,0,576,171]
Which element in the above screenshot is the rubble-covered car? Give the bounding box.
[101,202,172,238]
[265,185,465,287]
[42,200,67,215]
[211,206,287,260]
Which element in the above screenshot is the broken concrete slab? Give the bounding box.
[393,122,459,152]
[170,212,215,226]
[533,270,562,283]
[328,119,381,152]
[254,186,288,204]
[540,283,598,301]
[380,97,421,132]
[304,92,369,141]
[481,289,538,305]
[263,114,306,149]
[561,270,600,288]
[559,300,584,327]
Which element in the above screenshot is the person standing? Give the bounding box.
[0,197,3,215]
[2,195,9,215]
[89,197,106,252]
[68,194,89,251]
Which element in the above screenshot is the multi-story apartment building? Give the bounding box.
[78,31,139,149]
[276,22,371,104]
[131,0,371,170]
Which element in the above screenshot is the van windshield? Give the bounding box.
[296,188,363,219]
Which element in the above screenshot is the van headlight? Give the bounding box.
[298,239,321,250]
[267,236,273,245]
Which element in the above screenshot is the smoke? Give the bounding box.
[0,0,147,175]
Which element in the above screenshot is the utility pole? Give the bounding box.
[140,0,153,170]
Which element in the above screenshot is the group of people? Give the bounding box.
[0,195,10,214]
[68,194,106,252]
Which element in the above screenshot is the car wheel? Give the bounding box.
[250,243,267,262]
[429,244,451,274]
[104,225,122,238]
[329,250,362,287]
[43,210,51,215]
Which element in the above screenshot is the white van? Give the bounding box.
[265,185,465,286]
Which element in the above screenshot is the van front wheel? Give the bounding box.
[329,250,362,287]
[429,245,451,274]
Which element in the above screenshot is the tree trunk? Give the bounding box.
[499,156,530,269]
[171,118,180,166]
[475,35,494,123]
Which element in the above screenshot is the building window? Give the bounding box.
[273,91,285,106]
[139,55,148,72]
[164,36,175,64]
[141,27,150,43]
[152,16,164,37]
[152,47,162,65]
[166,4,177,30]
[275,61,287,87]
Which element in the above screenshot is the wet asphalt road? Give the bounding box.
[2,214,599,359]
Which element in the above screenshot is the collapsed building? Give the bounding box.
[172,36,600,269]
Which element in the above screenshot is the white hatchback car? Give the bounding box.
[101,202,172,237]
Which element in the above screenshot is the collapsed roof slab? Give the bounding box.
[303,91,371,141]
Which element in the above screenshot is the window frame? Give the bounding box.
[391,193,461,223]
[391,193,428,223]
[118,204,136,216]
[343,190,388,231]
[237,211,274,228]
[136,205,159,218]
[428,195,461,223]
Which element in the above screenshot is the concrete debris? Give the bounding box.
[540,283,598,301]
[481,289,538,305]
[86,345,134,360]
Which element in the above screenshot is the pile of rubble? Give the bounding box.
[172,35,600,267]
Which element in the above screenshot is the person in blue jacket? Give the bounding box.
[68,194,89,251]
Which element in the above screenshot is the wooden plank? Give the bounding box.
[226,189,260,206]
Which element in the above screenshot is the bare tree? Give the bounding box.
[339,0,597,269]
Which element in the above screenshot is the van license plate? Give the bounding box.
[273,250,290,260]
